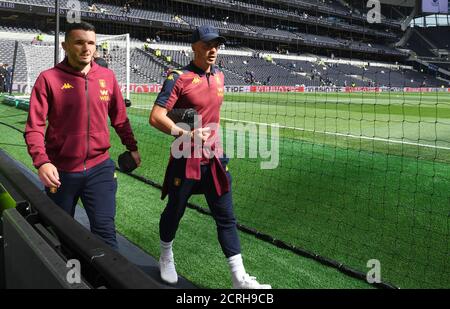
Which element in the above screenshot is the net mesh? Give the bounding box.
[97,34,130,99]
[21,43,64,94]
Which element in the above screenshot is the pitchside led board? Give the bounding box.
[422,0,449,13]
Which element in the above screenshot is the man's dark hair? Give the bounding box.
[65,22,96,41]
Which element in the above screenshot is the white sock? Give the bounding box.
[227,254,246,283]
[160,240,174,260]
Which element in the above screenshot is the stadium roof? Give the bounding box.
[380,0,416,6]
[412,14,450,26]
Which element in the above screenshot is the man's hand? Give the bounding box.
[193,127,211,143]
[130,150,141,167]
[38,163,61,188]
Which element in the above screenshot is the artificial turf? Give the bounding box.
[2,90,449,288]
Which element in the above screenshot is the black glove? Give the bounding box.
[118,151,137,173]
[167,108,198,130]
[124,99,131,107]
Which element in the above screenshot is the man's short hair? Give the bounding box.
[65,22,96,41]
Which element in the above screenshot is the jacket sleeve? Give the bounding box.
[24,73,51,169]
[108,75,138,152]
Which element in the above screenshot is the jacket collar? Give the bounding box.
[56,57,99,76]
[187,61,216,76]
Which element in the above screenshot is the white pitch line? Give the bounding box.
[221,117,450,151]
[132,105,152,109]
[130,105,450,151]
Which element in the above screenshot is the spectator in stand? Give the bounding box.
[5,63,12,93]
[101,40,109,53]
[88,4,99,12]
[36,33,44,44]
[222,16,229,25]
[144,38,151,51]
[121,4,128,15]
[173,15,182,23]
[0,63,7,92]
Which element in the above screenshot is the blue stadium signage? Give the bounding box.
[0,1,14,9]
[0,1,141,25]
[0,1,197,30]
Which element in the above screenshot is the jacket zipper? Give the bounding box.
[84,75,90,171]
[206,72,210,87]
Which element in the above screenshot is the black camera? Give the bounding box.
[118,151,137,173]
[167,108,198,130]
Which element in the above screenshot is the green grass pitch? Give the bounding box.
[1,90,449,288]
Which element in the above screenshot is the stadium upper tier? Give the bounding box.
[404,27,450,71]
[200,0,401,26]
[6,0,398,40]
[177,0,398,39]
[2,1,404,57]
[416,27,450,51]
[0,28,446,88]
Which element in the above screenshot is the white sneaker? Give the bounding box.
[233,273,272,289]
[159,257,178,285]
